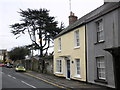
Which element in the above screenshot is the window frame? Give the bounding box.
[74,30,80,48]
[58,38,61,51]
[96,56,106,80]
[56,59,62,73]
[96,19,104,42]
[75,58,80,77]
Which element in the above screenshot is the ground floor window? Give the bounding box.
[96,56,106,80]
[56,59,62,73]
[75,59,80,76]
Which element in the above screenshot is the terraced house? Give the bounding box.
[54,12,86,82]
[86,2,120,89]
[54,2,120,89]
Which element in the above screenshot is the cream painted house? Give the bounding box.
[54,12,86,81]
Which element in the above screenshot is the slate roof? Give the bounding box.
[54,2,120,39]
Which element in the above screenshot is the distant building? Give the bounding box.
[0,49,7,62]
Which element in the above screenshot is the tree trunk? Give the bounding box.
[39,30,43,57]
[3,53,6,63]
[39,29,45,73]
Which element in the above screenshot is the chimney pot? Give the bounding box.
[73,13,74,16]
[69,11,78,25]
[70,11,73,16]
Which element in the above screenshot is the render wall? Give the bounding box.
[86,9,119,88]
[54,25,86,81]
[118,8,120,46]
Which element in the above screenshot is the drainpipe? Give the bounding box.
[85,24,88,83]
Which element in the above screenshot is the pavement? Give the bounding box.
[24,70,114,90]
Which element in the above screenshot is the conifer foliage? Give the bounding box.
[10,8,64,57]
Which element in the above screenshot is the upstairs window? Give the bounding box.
[96,20,104,42]
[74,30,80,48]
[58,38,61,51]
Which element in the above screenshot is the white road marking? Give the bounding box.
[12,77,16,79]
[8,74,16,79]
[8,74,12,77]
[21,81,36,88]
[7,74,36,88]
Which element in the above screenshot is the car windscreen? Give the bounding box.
[16,64,24,67]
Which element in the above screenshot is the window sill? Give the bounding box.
[94,79,108,84]
[74,46,80,49]
[58,50,61,53]
[74,75,81,78]
[94,40,105,45]
[55,72,63,74]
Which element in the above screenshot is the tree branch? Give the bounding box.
[43,38,50,51]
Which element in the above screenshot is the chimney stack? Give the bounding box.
[69,11,78,25]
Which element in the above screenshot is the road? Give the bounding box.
[1,67,60,89]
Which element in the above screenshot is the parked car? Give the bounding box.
[15,64,26,72]
[6,62,13,68]
[0,63,5,67]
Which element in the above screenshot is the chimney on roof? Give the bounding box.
[104,0,110,4]
[69,11,78,25]
[104,2,109,4]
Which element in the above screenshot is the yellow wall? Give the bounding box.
[54,25,86,81]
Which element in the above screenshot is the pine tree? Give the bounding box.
[10,8,64,73]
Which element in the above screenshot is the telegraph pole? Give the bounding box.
[69,0,71,12]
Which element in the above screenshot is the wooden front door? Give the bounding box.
[66,60,70,79]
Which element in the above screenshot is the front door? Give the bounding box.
[66,60,70,79]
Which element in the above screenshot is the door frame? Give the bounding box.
[65,59,70,80]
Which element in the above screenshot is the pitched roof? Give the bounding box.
[54,2,120,39]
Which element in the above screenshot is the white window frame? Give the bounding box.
[58,38,61,51]
[75,59,80,77]
[96,56,106,80]
[74,30,80,48]
[56,59,62,73]
[96,20,104,42]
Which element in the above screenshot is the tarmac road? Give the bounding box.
[1,67,60,89]
[0,67,113,90]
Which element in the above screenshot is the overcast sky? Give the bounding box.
[0,0,104,52]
